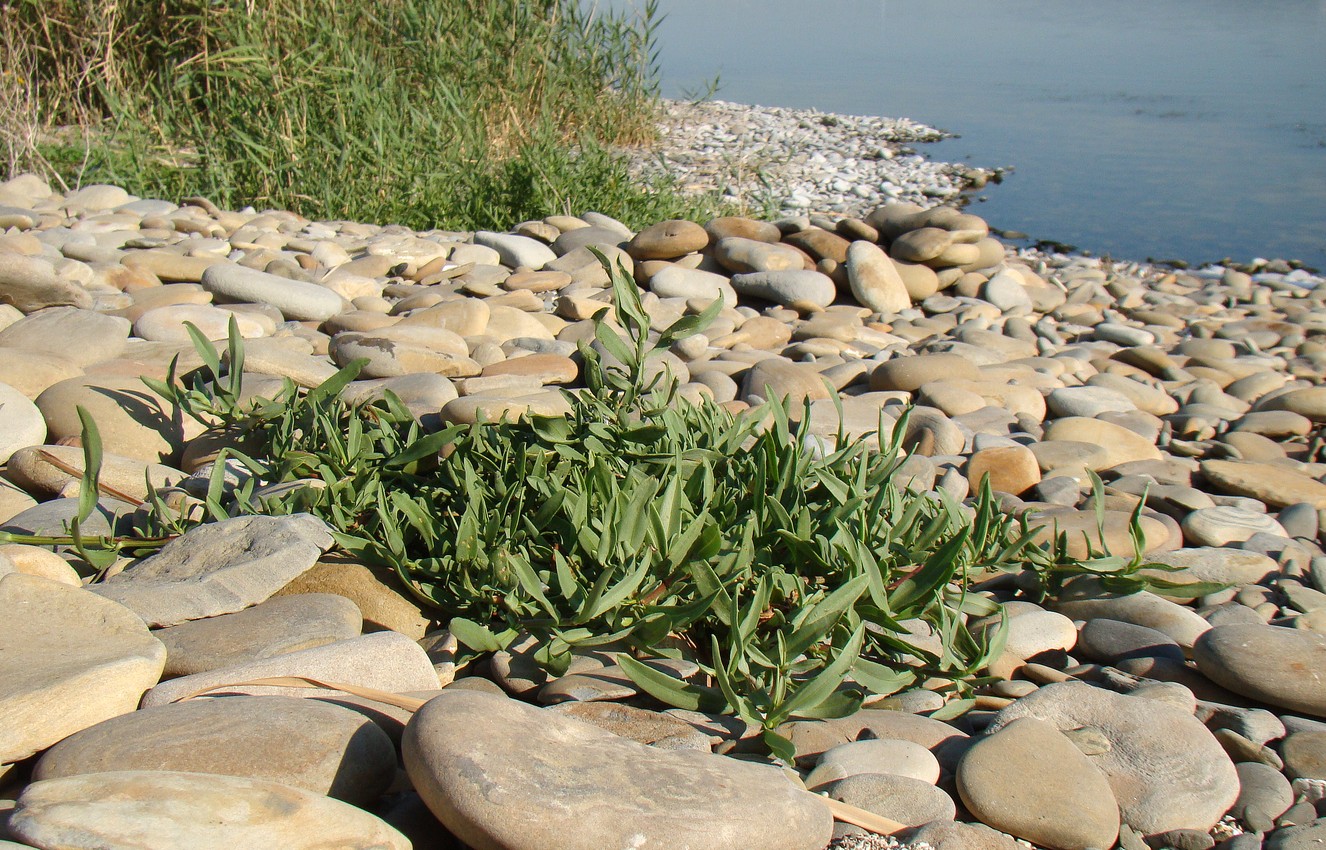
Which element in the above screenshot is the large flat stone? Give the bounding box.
[8,770,410,849]
[0,574,165,763]
[154,593,363,677]
[33,695,395,805]
[93,513,334,627]
[988,681,1238,834]
[403,690,832,850]
[141,630,439,707]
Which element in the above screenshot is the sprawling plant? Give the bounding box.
[12,254,1201,762]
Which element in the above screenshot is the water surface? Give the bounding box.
[621,0,1326,267]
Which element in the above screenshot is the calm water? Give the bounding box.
[617,0,1326,268]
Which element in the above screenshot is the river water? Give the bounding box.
[618,0,1326,268]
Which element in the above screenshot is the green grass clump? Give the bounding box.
[5,0,719,229]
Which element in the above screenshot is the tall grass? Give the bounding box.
[6,0,718,229]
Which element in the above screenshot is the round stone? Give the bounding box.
[871,353,979,392]
[1193,624,1326,718]
[33,695,396,805]
[846,240,910,314]
[730,269,836,308]
[7,770,410,849]
[0,380,45,464]
[966,445,1041,496]
[1200,459,1326,509]
[0,574,166,764]
[817,773,956,829]
[627,219,709,260]
[805,738,942,789]
[1182,506,1288,547]
[957,716,1119,850]
[1041,417,1162,469]
[403,690,831,850]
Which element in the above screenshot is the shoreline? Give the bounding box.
[631,98,1323,281]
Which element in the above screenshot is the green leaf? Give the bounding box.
[787,688,864,720]
[183,321,222,378]
[783,574,868,660]
[448,617,506,653]
[388,426,463,469]
[617,654,727,713]
[850,657,917,697]
[769,623,864,726]
[928,698,977,722]
[593,322,637,372]
[306,358,366,406]
[74,406,103,524]
[762,729,797,766]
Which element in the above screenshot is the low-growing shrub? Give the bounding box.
[3,256,1205,761]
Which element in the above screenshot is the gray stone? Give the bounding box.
[1230,761,1295,833]
[1184,506,1289,547]
[1143,547,1279,594]
[1282,730,1326,781]
[818,773,956,829]
[201,261,345,321]
[1077,618,1186,663]
[1194,624,1326,717]
[988,681,1240,833]
[908,820,1022,850]
[141,630,440,707]
[33,695,395,805]
[957,716,1120,850]
[0,380,44,464]
[1052,578,1212,650]
[473,231,557,270]
[731,269,836,308]
[7,770,410,849]
[1264,819,1326,850]
[403,689,832,850]
[1047,386,1137,419]
[0,574,166,763]
[154,593,363,677]
[94,514,333,627]
[806,738,942,789]
[649,264,737,304]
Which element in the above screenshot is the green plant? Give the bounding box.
[7,0,725,230]
[21,254,1200,764]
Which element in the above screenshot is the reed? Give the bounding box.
[5,0,717,229]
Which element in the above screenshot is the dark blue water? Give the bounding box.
[623,0,1326,268]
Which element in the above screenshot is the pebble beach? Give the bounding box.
[1,98,1326,850]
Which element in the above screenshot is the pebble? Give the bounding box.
[1194,624,1326,717]
[0,574,166,763]
[846,240,911,313]
[200,261,345,321]
[7,770,410,849]
[32,695,397,805]
[403,690,832,850]
[3,160,1326,848]
[805,738,943,788]
[731,269,837,308]
[957,716,1120,850]
[93,513,334,627]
